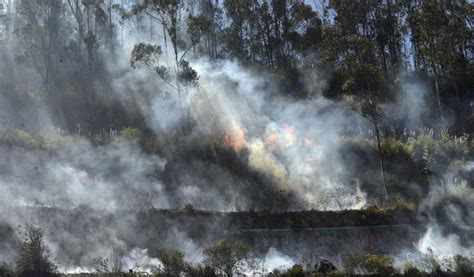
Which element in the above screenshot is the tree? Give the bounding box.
[408,0,473,129]
[203,240,248,276]
[15,226,57,277]
[361,98,389,204]
[408,1,447,124]
[15,0,65,88]
[189,0,222,60]
[319,1,391,204]
[128,0,208,135]
[67,0,112,70]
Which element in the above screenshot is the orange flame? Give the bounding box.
[224,126,246,151]
[282,124,296,146]
[264,132,279,150]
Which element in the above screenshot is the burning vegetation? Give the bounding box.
[0,0,473,276]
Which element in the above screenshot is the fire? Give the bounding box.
[264,123,296,150]
[282,123,295,147]
[264,132,278,150]
[224,124,246,151]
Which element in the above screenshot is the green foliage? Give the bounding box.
[0,128,46,149]
[342,253,395,275]
[406,131,471,175]
[203,240,248,276]
[360,99,383,123]
[452,255,474,276]
[187,15,212,45]
[15,226,57,276]
[120,127,143,141]
[285,264,305,277]
[178,60,199,87]
[130,43,163,69]
[0,128,70,150]
[381,137,405,156]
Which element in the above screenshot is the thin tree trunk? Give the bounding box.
[453,80,465,133]
[374,121,388,204]
[433,71,444,124]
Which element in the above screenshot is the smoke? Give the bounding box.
[0,54,370,268]
[414,160,474,261]
[122,248,162,273]
[0,137,168,211]
[0,1,472,272]
[163,58,369,209]
[418,226,473,258]
[387,78,431,128]
[264,248,296,272]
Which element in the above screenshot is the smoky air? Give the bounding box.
[0,0,472,276]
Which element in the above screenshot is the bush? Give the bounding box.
[120,127,143,140]
[15,226,57,277]
[285,264,305,277]
[453,255,474,276]
[403,262,427,277]
[381,136,406,155]
[418,248,442,275]
[185,264,217,277]
[0,262,14,277]
[342,252,395,275]
[203,240,248,276]
[0,128,50,149]
[155,249,186,276]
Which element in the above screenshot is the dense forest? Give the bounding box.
[0,0,473,276]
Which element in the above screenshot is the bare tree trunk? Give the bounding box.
[374,121,388,204]
[432,65,444,125]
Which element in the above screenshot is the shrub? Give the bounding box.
[0,262,14,277]
[0,128,48,149]
[342,252,395,275]
[272,268,282,275]
[285,264,305,277]
[360,253,395,275]
[91,256,109,273]
[120,127,143,140]
[15,226,57,277]
[203,240,248,276]
[403,264,427,277]
[453,255,474,276]
[185,263,217,277]
[418,248,442,275]
[381,136,406,155]
[155,249,186,276]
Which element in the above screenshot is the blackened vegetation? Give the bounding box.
[160,143,300,211]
